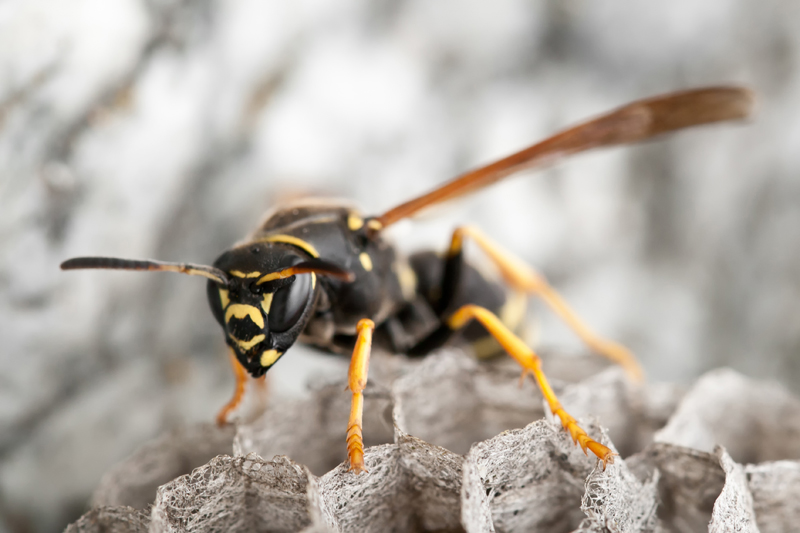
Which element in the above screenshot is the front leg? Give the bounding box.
[346,318,375,473]
[216,347,249,426]
[216,347,269,425]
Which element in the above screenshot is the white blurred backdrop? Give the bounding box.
[1,1,799,531]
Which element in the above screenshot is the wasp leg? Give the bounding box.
[347,318,375,473]
[448,225,644,381]
[254,374,269,412]
[449,304,616,468]
[216,347,249,426]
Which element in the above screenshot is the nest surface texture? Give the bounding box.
[67,349,800,533]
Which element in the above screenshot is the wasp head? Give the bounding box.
[207,242,353,377]
[61,242,353,378]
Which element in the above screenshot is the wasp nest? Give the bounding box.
[66,349,800,532]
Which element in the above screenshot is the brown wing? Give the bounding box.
[373,86,754,230]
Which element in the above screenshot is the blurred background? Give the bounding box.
[1,0,799,531]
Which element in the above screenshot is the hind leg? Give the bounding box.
[447,226,643,381]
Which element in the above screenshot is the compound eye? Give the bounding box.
[268,274,312,332]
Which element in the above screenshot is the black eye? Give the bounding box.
[268,274,312,332]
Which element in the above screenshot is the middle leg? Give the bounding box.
[449,304,616,467]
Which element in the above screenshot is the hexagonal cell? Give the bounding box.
[655,368,800,463]
[151,454,316,533]
[462,418,657,533]
[558,367,684,458]
[63,506,150,533]
[66,352,800,532]
[746,460,800,532]
[235,380,395,476]
[92,423,235,509]
[394,350,540,455]
[628,443,726,531]
[318,434,464,533]
[395,350,681,459]
[709,447,758,532]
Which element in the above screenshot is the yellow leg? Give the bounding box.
[216,347,249,426]
[448,304,616,468]
[347,318,375,473]
[449,225,644,381]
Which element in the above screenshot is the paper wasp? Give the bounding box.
[62,87,753,472]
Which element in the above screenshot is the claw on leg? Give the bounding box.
[550,403,617,469]
[346,393,367,473]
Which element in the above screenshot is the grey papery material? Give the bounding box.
[68,350,800,532]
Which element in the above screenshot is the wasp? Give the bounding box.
[62,87,753,473]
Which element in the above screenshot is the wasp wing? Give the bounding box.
[373,86,754,230]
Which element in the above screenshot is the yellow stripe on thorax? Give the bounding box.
[347,212,364,231]
[359,252,373,272]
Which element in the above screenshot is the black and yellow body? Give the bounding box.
[60,87,754,473]
[206,200,520,378]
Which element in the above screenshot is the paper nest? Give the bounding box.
[66,349,800,533]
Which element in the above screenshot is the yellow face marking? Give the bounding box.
[258,234,320,258]
[224,304,265,329]
[219,289,230,309]
[366,219,383,231]
[261,292,274,314]
[311,272,316,289]
[359,252,373,272]
[231,334,265,351]
[260,349,282,367]
[347,213,364,231]
[230,270,262,278]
